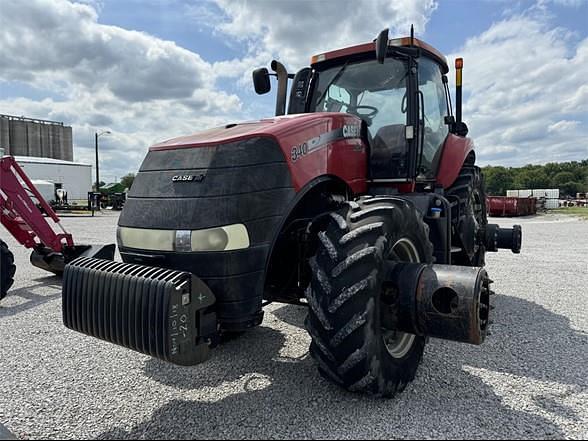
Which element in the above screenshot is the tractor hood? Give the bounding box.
[149,112,362,152]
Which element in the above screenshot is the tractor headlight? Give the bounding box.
[117,224,250,252]
[191,227,229,252]
[118,227,175,252]
[191,224,249,251]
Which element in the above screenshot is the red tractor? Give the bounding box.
[62,29,521,397]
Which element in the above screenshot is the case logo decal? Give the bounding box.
[172,174,206,182]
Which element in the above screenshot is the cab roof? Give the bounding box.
[311,37,449,74]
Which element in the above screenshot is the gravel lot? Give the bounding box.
[0,212,586,439]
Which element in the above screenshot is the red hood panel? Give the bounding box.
[147,112,368,195]
[149,113,347,151]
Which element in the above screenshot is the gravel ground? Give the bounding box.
[0,212,586,439]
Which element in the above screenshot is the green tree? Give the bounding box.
[513,168,550,189]
[483,166,514,195]
[120,173,135,190]
[560,181,583,198]
[551,171,575,188]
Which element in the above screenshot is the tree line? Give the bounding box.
[482,159,588,197]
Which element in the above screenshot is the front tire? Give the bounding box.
[305,197,433,397]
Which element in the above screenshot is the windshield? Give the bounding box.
[310,58,410,179]
[311,59,408,134]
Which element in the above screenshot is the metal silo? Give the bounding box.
[26,122,42,157]
[40,124,52,157]
[62,126,73,161]
[0,117,9,153]
[9,119,29,156]
[50,124,62,159]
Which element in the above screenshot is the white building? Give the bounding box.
[15,156,92,204]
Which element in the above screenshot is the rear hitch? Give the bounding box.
[62,257,218,365]
[30,244,116,275]
[387,263,490,345]
[484,224,522,254]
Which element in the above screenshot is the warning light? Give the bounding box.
[455,58,463,69]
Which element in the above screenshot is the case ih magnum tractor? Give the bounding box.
[62,29,521,397]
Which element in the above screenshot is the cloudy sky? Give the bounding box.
[0,0,586,182]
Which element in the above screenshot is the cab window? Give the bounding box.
[419,58,449,176]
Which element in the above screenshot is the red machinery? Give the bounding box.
[0,156,114,299]
[487,196,537,217]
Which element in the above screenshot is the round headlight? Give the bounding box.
[191,228,228,251]
[206,228,229,250]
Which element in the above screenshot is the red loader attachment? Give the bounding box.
[0,156,114,275]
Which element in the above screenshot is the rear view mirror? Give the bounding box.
[252,68,271,94]
[375,28,389,64]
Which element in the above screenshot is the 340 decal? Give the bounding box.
[291,143,309,162]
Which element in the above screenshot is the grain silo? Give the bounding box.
[0,114,73,160]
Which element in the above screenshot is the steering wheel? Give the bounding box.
[349,105,378,119]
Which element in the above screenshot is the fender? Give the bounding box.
[263,174,352,300]
[264,174,352,262]
[436,134,475,188]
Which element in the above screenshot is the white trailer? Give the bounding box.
[30,179,55,204]
[15,156,92,205]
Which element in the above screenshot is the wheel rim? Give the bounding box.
[382,238,420,359]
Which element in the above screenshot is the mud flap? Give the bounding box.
[62,257,217,365]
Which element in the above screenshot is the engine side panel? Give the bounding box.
[274,114,368,194]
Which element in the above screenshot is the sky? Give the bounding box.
[0,0,586,183]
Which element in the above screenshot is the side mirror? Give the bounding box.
[252,68,271,94]
[375,28,389,64]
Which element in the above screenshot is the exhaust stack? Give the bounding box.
[271,60,289,116]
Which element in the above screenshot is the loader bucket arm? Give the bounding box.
[0,155,114,275]
[0,156,73,252]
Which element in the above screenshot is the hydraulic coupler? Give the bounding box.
[387,263,491,345]
[484,224,522,254]
[62,257,217,365]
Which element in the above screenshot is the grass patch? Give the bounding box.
[551,207,588,220]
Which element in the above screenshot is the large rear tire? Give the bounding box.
[1,240,16,300]
[305,197,433,397]
[446,165,487,266]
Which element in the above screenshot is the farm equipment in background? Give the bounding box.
[0,155,114,301]
[487,196,537,217]
[61,28,522,397]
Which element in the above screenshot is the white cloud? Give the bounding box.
[447,13,588,166]
[197,0,438,71]
[548,120,581,132]
[0,0,241,181]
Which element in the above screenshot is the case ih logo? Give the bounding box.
[172,174,205,182]
[342,124,360,138]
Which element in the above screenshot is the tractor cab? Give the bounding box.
[254,30,463,184]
